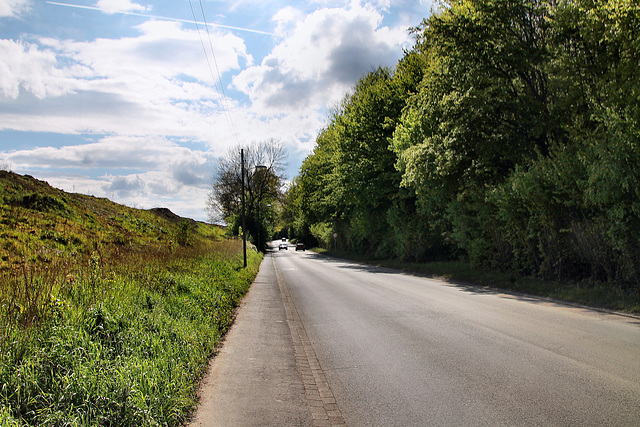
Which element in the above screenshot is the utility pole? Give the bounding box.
[241,148,247,268]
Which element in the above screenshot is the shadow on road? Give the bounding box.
[283,248,640,320]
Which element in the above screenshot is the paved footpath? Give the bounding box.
[188,251,345,427]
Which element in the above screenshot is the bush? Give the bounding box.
[176,219,196,247]
[310,222,333,249]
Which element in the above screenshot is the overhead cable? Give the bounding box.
[188,0,240,145]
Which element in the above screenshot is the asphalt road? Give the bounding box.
[190,244,640,426]
[273,245,640,426]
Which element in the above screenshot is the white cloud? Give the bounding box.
[3,135,211,173]
[0,39,85,99]
[0,0,426,220]
[45,170,212,220]
[233,2,410,115]
[2,135,217,219]
[95,0,149,14]
[0,21,253,154]
[47,20,250,96]
[1,1,413,159]
[272,6,304,34]
[0,0,30,18]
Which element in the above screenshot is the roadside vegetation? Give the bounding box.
[281,0,640,312]
[0,171,261,426]
[313,247,640,314]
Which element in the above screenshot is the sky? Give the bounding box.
[1,0,433,222]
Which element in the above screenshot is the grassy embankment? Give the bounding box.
[314,248,640,315]
[0,171,261,426]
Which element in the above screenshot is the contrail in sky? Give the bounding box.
[46,1,277,36]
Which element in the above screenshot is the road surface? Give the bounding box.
[191,243,640,426]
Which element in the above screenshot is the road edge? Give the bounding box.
[272,254,347,427]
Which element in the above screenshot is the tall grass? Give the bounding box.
[0,238,261,426]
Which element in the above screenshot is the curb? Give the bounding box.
[272,255,346,426]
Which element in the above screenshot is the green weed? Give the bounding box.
[0,240,261,426]
[0,171,262,426]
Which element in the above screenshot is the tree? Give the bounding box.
[389,0,561,266]
[281,0,640,287]
[329,67,413,255]
[280,62,426,257]
[207,139,287,250]
[393,0,556,194]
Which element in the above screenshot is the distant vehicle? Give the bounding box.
[282,237,286,241]
[279,243,288,250]
[295,242,305,251]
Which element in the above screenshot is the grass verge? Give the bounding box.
[0,240,262,426]
[314,248,640,315]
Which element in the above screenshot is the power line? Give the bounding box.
[188,0,240,145]
[198,0,240,144]
[47,1,276,36]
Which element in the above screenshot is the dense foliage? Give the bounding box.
[0,171,262,425]
[282,0,640,290]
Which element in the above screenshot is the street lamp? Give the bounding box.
[241,149,247,268]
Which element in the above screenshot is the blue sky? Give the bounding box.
[1,0,433,221]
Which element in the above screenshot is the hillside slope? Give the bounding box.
[0,171,260,426]
[0,170,221,272]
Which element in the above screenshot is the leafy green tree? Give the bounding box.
[207,139,286,250]
[286,63,426,255]
[330,68,404,252]
[391,0,561,265]
[393,0,556,191]
[282,0,640,288]
[464,0,640,282]
[545,0,640,283]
